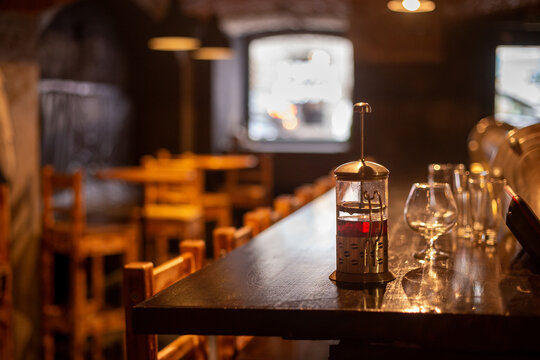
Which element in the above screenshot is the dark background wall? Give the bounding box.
[39,0,181,168]
[6,0,540,194]
[27,0,540,196]
[266,4,540,194]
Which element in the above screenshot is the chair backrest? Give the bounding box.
[293,183,316,207]
[213,226,253,260]
[313,175,334,197]
[0,184,8,263]
[0,183,13,360]
[123,239,206,360]
[225,154,274,204]
[42,165,85,230]
[242,207,277,236]
[273,194,301,218]
[140,156,203,207]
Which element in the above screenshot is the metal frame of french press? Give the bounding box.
[330,102,395,285]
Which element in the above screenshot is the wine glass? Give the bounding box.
[404,182,458,261]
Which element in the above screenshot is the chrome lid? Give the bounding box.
[334,160,389,181]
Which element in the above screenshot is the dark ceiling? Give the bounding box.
[3,0,540,20]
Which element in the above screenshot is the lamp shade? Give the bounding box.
[192,14,234,60]
[148,1,200,51]
[387,0,436,13]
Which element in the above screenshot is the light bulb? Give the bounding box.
[387,0,436,13]
[402,0,421,11]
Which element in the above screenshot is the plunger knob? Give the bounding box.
[354,102,372,113]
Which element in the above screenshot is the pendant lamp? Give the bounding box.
[148,0,200,51]
[192,14,234,60]
[387,0,436,13]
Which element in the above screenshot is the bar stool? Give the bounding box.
[223,154,274,210]
[0,184,13,360]
[293,183,316,207]
[155,150,233,227]
[243,207,269,235]
[141,156,205,264]
[212,226,254,360]
[313,175,334,197]
[213,226,253,261]
[273,194,300,218]
[41,166,139,360]
[123,240,207,360]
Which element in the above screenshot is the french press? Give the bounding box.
[330,102,395,285]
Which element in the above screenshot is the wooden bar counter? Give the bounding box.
[132,177,540,357]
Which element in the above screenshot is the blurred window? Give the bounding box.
[495,45,540,128]
[245,33,354,152]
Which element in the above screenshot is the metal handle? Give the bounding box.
[362,189,384,271]
[354,102,372,163]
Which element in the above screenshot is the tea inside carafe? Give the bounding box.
[336,200,388,270]
[337,201,387,235]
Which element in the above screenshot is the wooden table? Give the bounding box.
[94,167,199,184]
[95,154,258,183]
[132,177,540,357]
[180,154,258,171]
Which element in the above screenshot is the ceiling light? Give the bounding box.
[192,14,234,60]
[387,0,436,13]
[148,1,200,51]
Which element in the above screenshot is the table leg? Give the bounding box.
[207,335,218,360]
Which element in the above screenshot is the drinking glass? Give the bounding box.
[404,183,458,261]
[468,171,488,243]
[453,168,472,239]
[428,163,466,190]
[483,177,506,246]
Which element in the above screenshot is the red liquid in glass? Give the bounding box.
[337,218,388,238]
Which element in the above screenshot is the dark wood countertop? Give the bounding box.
[133,177,540,353]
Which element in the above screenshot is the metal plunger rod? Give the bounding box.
[361,115,364,161]
[354,102,372,162]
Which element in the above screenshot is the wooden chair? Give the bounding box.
[242,207,280,236]
[0,184,13,360]
[41,165,140,360]
[273,194,300,219]
[213,226,253,261]
[141,156,205,264]
[223,154,274,210]
[123,239,206,360]
[156,150,233,227]
[293,183,316,207]
[313,175,334,197]
[212,227,254,360]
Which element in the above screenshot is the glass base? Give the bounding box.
[414,246,448,262]
[456,225,472,239]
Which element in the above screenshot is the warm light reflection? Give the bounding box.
[404,305,442,313]
[387,0,436,13]
[470,162,485,173]
[192,47,234,60]
[282,116,299,130]
[267,103,297,120]
[148,37,200,51]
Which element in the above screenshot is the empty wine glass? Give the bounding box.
[404,183,458,262]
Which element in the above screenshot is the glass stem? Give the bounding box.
[427,235,438,255]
